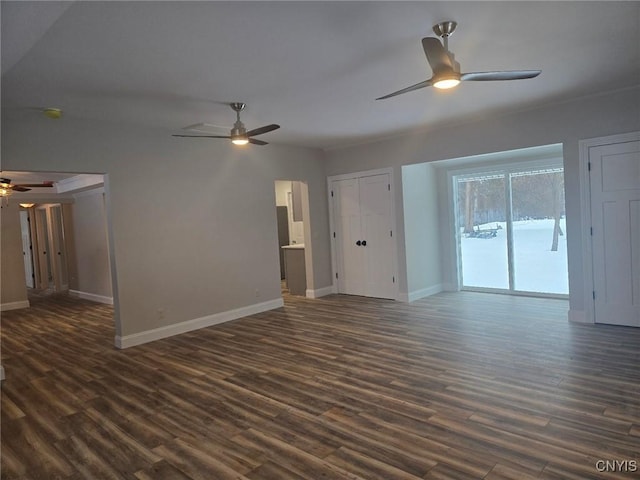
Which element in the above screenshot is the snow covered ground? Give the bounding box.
[461,219,568,294]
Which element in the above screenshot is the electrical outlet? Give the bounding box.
[255,289,261,298]
[157,308,165,319]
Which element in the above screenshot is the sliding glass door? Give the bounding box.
[510,169,567,294]
[455,165,568,296]
[457,174,508,289]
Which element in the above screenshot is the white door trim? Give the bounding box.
[327,167,398,300]
[578,131,640,324]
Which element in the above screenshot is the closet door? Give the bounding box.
[333,178,366,296]
[331,173,395,299]
[359,174,395,299]
[589,140,640,327]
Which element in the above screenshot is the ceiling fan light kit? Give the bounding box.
[231,137,250,146]
[433,72,461,89]
[376,21,541,100]
[174,102,279,146]
[230,103,250,145]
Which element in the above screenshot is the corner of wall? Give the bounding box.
[306,285,334,298]
[406,284,444,303]
[69,289,114,305]
[568,309,590,324]
[0,300,30,312]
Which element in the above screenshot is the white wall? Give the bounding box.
[0,203,29,310]
[1,117,332,345]
[274,180,291,207]
[325,86,640,316]
[67,189,113,303]
[401,162,442,301]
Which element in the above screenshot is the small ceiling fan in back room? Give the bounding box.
[0,178,54,196]
[173,103,280,146]
[376,21,541,100]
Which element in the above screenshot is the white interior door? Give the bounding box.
[332,173,395,299]
[34,207,51,289]
[49,205,69,291]
[589,140,640,327]
[19,211,34,288]
[333,178,366,296]
[32,204,70,292]
[359,174,395,299]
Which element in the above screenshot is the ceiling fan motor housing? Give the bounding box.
[231,120,247,141]
[230,103,248,141]
[433,21,457,38]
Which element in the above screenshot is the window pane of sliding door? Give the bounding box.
[457,175,508,289]
[510,169,568,294]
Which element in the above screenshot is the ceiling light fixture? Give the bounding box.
[19,203,35,208]
[0,180,12,197]
[231,135,249,146]
[433,72,461,89]
[432,24,461,90]
[230,103,249,145]
[173,103,279,146]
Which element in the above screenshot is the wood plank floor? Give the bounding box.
[1,290,639,479]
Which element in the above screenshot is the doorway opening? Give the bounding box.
[24,203,70,292]
[274,180,311,297]
[2,170,116,318]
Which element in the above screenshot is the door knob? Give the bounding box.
[361,240,367,246]
[356,240,362,246]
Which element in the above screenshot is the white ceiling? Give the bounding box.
[2,1,639,150]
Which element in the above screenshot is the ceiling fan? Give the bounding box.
[173,103,280,146]
[0,177,54,195]
[376,21,541,100]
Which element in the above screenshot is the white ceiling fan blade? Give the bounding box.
[376,79,433,100]
[422,37,454,73]
[461,70,541,81]
[172,134,231,139]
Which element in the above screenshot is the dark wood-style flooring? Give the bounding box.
[1,290,639,479]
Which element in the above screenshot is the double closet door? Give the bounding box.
[331,172,396,299]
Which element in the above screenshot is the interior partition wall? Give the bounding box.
[451,159,568,297]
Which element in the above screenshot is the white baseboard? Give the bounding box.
[115,298,284,349]
[398,284,444,303]
[69,290,114,305]
[0,300,30,312]
[306,285,334,299]
[568,309,590,324]
[442,283,459,292]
